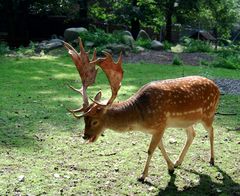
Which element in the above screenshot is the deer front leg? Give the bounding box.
[158,139,175,174]
[138,133,162,182]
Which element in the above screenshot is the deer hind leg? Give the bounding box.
[158,139,175,174]
[174,126,196,168]
[202,118,215,166]
[138,132,163,182]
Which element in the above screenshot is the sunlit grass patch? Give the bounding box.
[0,54,239,195]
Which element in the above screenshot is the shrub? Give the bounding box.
[183,38,213,53]
[0,42,10,55]
[209,44,240,69]
[78,29,124,53]
[211,56,240,69]
[172,55,183,66]
[135,39,151,49]
[162,40,173,51]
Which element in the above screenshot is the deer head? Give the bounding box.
[63,38,123,142]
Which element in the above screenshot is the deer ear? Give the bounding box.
[94,91,102,102]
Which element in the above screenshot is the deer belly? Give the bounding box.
[165,108,203,128]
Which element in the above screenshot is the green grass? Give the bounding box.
[0,55,239,195]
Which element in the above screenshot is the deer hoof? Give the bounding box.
[209,158,215,166]
[174,160,181,168]
[137,175,146,183]
[168,168,175,175]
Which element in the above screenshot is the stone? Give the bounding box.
[169,138,177,144]
[137,30,151,41]
[123,35,135,48]
[18,175,25,182]
[35,39,63,53]
[151,40,164,50]
[85,41,94,48]
[106,43,130,54]
[122,30,133,37]
[64,27,88,42]
[134,46,145,53]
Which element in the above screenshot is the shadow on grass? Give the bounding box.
[0,56,183,148]
[0,55,239,149]
[158,166,240,196]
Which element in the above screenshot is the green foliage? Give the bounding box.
[183,38,213,53]
[0,42,9,55]
[210,44,240,69]
[135,39,151,49]
[162,40,173,50]
[172,55,183,65]
[15,42,36,56]
[79,29,124,53]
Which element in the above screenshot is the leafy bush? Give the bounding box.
[162,40,173,50]
[135,39,151,49]
[78,29,124,53]
[16,41,36,56]
[0,42,10,55]
[210,45,240,69]
[172,55,183,65]
[183,38,213,53]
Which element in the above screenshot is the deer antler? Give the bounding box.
[63,38,98,115]
[92,51,123,105]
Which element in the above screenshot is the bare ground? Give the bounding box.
[124,51,240,95]
[124,51,215,66]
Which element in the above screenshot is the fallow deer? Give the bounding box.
[63,38,220,181]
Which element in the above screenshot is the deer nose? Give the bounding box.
[82,132,90,140]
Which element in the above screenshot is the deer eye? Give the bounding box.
[91,120,99,127]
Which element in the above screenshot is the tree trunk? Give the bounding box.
[130,0,140,40]
[131,18,140,40]
[213,27,218,50]
[78,0,89,28]
[5,1,29,47]
[165,9,173,42]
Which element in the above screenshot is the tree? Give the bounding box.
[0,0,94,46]
[155,0,203,42]
[89,0,161,39]
[202,0,240,39]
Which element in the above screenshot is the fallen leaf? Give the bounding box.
[169,138,177,144]
[18,175,25,182]
[54,173,60,178]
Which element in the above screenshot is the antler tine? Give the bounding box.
[67,84,83,95]
[94,51,123,105]
[64,38,98,115]
[63,41,79,57]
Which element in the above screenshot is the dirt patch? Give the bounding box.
[124,51,215,66]
[123,51,240,95]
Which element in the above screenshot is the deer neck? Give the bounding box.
[104,98,141,132]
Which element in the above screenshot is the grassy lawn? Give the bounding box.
[0,54,239,195]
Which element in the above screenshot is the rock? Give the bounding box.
[54,173,60,178]
[35,39,63,53]
[122,30,133,37]
[216,172,224,180]
[106,43,130,54]
[123,35,135,48]
[151,40,164,50]
[169,138,177,144]
[18,175,25,182]
[85,41,94,48]
[134,46,145,53]
[137,30,151,41]
[64,27,88,42]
